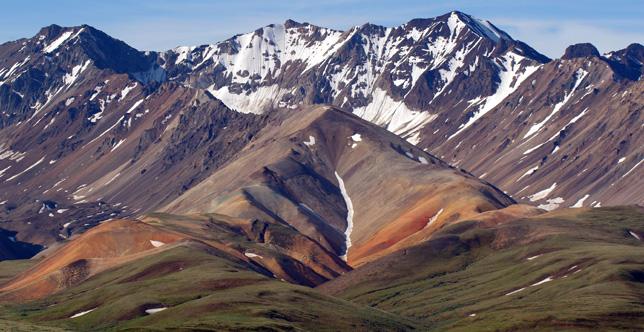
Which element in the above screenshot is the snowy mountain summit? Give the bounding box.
[159,11,548,146]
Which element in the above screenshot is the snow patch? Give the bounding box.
[527,255,541,261]
[621,159,644,179]
[43,30,74,53]
[523,142,544,155]
[353,88,437,143]
[335,171,354,262]
[531,276,554,287]
[145,308,167,314]
[528,183,556,202]
[524,69,588,139]
[568,107,588,125]
[630,231,642,241]
[111,139,126,152]
[0,166,11,179]
[244,252,263,259]
[505,288,525,296]
[426,208,443,228]
[104,173,120,186]
[572,194,589,208]
[418,156,428,164]
[517,165,539,182]
[126,99,144,114]
[90,86,102,101]
[537,197,564,211]
[120,83,137,100]
[449,53,540,141]
[63,60,91,88]
[349,133,362,148]
[303,135,315,147]
[150,240,164,247]
[70,308,97,319]
[5,157,45,182]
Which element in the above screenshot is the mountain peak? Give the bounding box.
[284,19,309,29]
[450,11,512,43]
[561,43,600,60]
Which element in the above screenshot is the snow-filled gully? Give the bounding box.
[334,171,354,262]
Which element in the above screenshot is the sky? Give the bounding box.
[1,0,643,59]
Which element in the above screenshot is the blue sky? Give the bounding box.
[1,0,643,59]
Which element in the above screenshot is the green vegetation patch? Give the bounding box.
[2,245,419,331]
[322,206,644,331]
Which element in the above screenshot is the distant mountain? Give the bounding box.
[160,11,548,142]
[153,11,644,210]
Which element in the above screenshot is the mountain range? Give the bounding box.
[0,10,643,331]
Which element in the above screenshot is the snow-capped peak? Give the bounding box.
[451,11,512,43]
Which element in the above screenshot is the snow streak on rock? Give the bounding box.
[449,52,540,141]
[524,69,588,139]
[335,171,354,262]
[70,307,97,319]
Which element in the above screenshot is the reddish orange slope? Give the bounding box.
[0,219,185,302]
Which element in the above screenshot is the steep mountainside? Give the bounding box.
[0,11,642,258]
[432,43,644,210]
[154,12,644,209]
[0,17,534,264]
[0,24,271,248]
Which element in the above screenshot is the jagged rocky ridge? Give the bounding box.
[156,12,644,210]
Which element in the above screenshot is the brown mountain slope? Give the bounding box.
[161,104,519,266]
[428,44,644,210]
